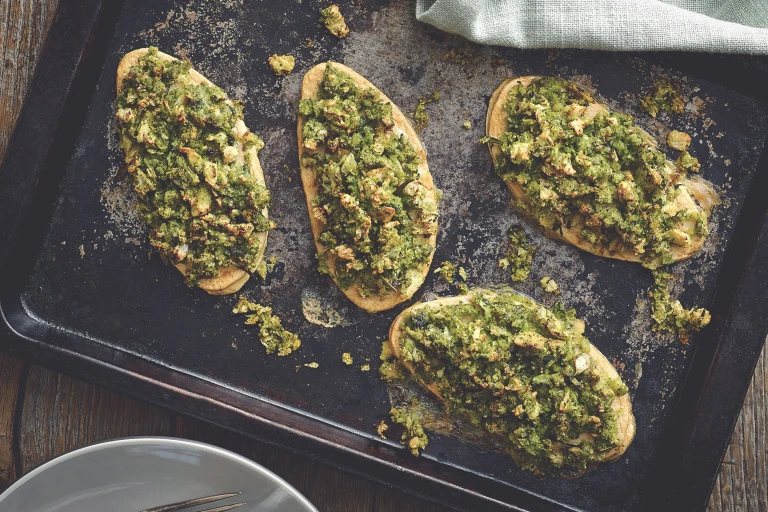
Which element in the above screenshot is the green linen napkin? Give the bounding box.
[416,0,768,54]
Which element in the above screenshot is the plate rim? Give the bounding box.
[0,435,319,512]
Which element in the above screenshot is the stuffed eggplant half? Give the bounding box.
[298,62,439,312]
[386,288,636,477]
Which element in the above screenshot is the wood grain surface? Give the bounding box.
[0,1,765,510]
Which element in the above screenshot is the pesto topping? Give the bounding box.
[342,352,353,365]
[640,80,685,118]
[376,420,389,439]
[435,261,468,293]
[649,270,710,344]
[320,5,349,38]
[233,297,301,356]
[299,64,439,297]
[390,405,429,456]
[116,48,272,285]
[443,45,483,66]
[485,77,708,268]
[435,261,457,284]
[540,276,559,293]
[676,151,701,173]
[413,91,440,132]
[498,227,535,282]
[394,290,629,475]
[255,256,279,280]
[667,130,691,151]
[268,54,295,76]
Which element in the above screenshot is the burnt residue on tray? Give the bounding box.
[15,0,768,511]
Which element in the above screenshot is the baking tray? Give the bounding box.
[2,0,768,510]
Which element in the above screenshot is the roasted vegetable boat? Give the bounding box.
[387,289,636,477]
[486,76,718,268]
[116,47,272,294]
[298,62,439,312]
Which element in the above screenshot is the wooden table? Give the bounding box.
[1,1,766,510]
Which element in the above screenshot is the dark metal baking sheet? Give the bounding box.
[2,1,768,511]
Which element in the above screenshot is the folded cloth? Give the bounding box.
[416,0,768,54]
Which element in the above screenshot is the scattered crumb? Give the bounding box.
[490,56,505,72]
[320,5,349,38]
[297,362,320,372]
[443,45,483,66]
[413,91,439,131]
[667,130,691,151]
[640,79,685,117]
[686,96,708,117]
[703,117,717,131]
[540,276,559,294]
[234,296,301,356]
[649,269,710,344]
[462,119,472,130]
[231,342,238,350]
[342,352,353,365]
[390,405,428,456]
[255,256,279,280]
[499,227,535,282]
[268,54,295,76]
[676,151,701,173]
[376,421,389,440]
[303,38,314,48]
[78,245,85,259]
[434,260,457,284]
[434,261,469,292]
[360,363,371,372]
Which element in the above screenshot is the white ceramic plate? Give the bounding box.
[0,437,318,512]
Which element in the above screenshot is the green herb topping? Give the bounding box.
[233,297,301,356]
[320,5,349,38]
[499,227,535,282]
[413,91,440,132]
[435,261,457,284]
[116,47,272,286]
[540,276,559,293]
[299,64,439,297]
[443,45,483,66]
[268,54,295,76]
[667,130,691,151]
[640,79,685,118]
[392,290,629,475]
[485,77,708,268]
[390,405,429,456]
[649,270,710,344]
[676,151,701,173]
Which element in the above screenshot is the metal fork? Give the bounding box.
[141,492,245,512]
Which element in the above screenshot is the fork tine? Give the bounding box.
[200,503,246,512]
[141,492,241,512]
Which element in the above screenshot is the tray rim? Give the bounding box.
[1,1,768,511]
